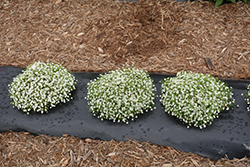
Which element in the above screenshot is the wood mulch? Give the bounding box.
[1,0,250,79]
[0,0,250,166]
[0,131,250,167]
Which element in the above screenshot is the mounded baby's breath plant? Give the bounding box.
[246,84,250,113]
[86,66,156,124]
[8,61,77,114]
[160,71,234,129]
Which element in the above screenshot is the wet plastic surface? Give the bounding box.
[1,66,250,160]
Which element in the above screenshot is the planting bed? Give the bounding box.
[1,66,250,160]
[1,0,250,166]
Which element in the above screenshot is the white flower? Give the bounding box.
[8,61,77,114]
[86,66,156,124]
[160,71,234,129]
[246,84,250,113]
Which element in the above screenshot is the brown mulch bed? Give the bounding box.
[0,0,250,166]
[1,0,250,78]
[1,131,250,167]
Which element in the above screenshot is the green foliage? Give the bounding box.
[8,61,77,114]
[246,84,250,113]
[209,0,247,8]
[86,66,156,124]
[160,71,235,129]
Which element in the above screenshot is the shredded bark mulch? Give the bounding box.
[1,0,250,166]
[1,131,250,166]
[1,0,250,78]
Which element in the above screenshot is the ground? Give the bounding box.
[0,0,250,166]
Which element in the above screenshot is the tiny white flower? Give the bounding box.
[245,84,250,112]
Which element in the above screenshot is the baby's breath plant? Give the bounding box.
[8,61,77,114]
[246,84,250,113]
[160,71,234,129]
[86,66,156,124]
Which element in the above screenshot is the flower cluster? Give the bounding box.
[86,67,156,124]
[8,61,77,114]
[246,84,250,112]
[160,71,234,129]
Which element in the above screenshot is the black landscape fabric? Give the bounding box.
[0,66,250,160]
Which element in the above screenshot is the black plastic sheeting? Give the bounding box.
[1,66,250,160]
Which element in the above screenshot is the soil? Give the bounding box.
[0,0,250,166]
